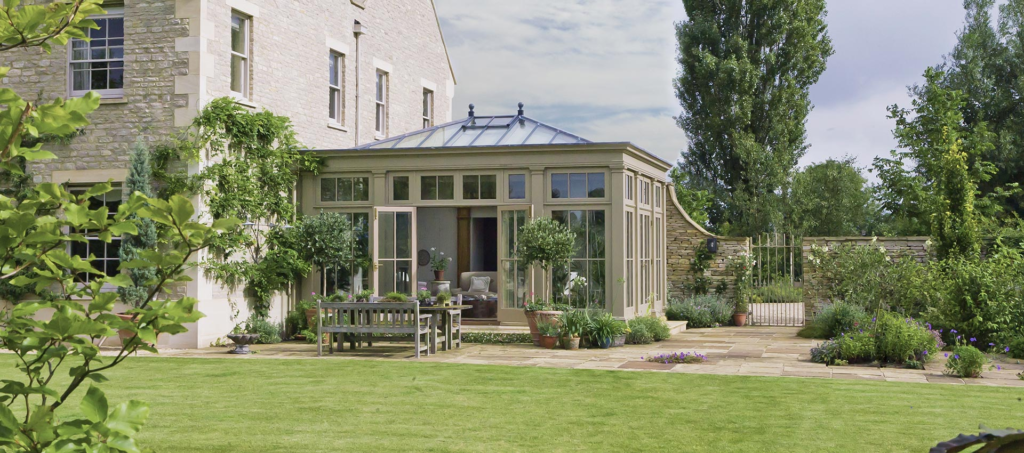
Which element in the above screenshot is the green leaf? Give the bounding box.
[169,195,195,225]
[104,273,134,288]
[81,385,108,423]
[105,400,149,436]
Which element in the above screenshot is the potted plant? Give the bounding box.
[611,320,628,347]
[559,310,586,350]
[733,296,749,327]
[382,292,408,302]
[436,291,452,307]
[590,313,618,349]
[417,290,433,306]
[354,289,375,302]
[226,324,260,354]
[537,320,560,349]
[428,248,453,281]
[523,297,546,346]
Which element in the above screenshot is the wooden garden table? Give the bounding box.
[419,304,470,353]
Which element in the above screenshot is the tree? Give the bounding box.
[515,217,577,303]
[296,212,356,294]
[674,0,834,235]
[786,157,870,237]
[117,140,158,308]
[921,0,1024,219]
[874,68,990,259]
[0,2,235,450]
[668,166,712,229]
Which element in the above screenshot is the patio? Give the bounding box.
[153,327,1024,387]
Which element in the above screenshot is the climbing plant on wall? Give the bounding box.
[158,97,321,317]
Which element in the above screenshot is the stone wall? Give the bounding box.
[801,236,930,318]
[665,190,750,301]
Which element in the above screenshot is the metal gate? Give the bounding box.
[749,233,804,326]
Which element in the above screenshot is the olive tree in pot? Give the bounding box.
[728,253,755,327]
[297,211,357,295]
[516,217,576,345]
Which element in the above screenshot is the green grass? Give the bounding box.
[7,356,1019,452]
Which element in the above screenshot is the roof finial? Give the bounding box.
[517,102,524,116]
[468,104,475,118]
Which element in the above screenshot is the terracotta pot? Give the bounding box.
[305,308,318,330]
[116,313,136,344]
[525,311,540,346]
[433,270,444,281]
[539,335,559,349]
[733,312,748,327]
[562,335,580,350]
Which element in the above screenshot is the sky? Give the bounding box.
[434,0,970,173]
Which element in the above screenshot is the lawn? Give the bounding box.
[6,356,1019,452]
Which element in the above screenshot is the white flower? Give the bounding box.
[440,251,445,256]
[430,247,436,251]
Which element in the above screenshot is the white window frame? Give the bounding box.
[230,11,251,99]
[68,7,125,99]
[67,186,123,284]
[375,70,388,137]
[422,88,434,129]
[329,51,344,125]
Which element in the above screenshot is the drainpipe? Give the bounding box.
[353,20,366,146]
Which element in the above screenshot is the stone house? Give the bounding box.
[2,0,455,348]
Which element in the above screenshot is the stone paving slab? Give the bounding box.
[129,326,1024,388]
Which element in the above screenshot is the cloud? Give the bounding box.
[434,0,968,172]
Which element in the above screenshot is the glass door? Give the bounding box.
[374,207,416,295]
[497,206,532,323]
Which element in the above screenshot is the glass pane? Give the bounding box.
[110,46,123,59]
[525,125,557,144]
[109,69,123,89]
[320,178,336,201]
[91,39,106,49]
[354,177,369,201]
[393,129,434,148]
[589,210,605,258]
[472,127,507,146]
[379,261,395,294]
[516,260,528,308]
[497,119,537,145]
[73,71,89,91]
[569,173,587,198]
[329,88,338,120]
[72,48,88,60]
[329,54,339,86]
[590,260,605,308]
[91,48,106,60]
[550,133,578,144]
[480,175,496,199]
[552,210,567,226]
[448,127,482,147]
[588,173,605,198]
[354,213,370,258]
[508,174,526,199]
[570,260,587,307]
[421,176,437,200]
[393,176,409,201]
[91,69,108,90]
[91,20,106,38]
[108,18,124,38]
[376,72,385,101]
[502,211,514,259]
[463,175,479,200]
[231,16,246,54]
[230,55,244,93]
[395,212,412,259]
[551,263,570,305]
[551,173,568,199]
[570,211,586,259]
[502,260,515,308]
[379,212,395,259]
[396,260,412,294]
[438,176,454,200]
[338,178,353,201]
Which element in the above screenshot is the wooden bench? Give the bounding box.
[316,301,434,358]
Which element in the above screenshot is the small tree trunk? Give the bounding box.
[322,265,328,295]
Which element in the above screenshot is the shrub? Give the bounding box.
[558,309,591,338]
[873,312,938,364]
[646,352,707,364]
[665,295,732,328]
[944,345,986,378]
[628,315,671,341]
[929,248,1024,346]
[803,302,869,339]
[383,291,408,302]
[626,323,654,345]
[1008,336,1024,359]
[246,316,283,344]
[811,331,876,365]
[462,332,533,344]
[587,312,619,342]
[752,281,803,303]
[537,320,560,337]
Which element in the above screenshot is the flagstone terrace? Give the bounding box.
[149,327,1024,387]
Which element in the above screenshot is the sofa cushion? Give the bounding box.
[469,276,491,292]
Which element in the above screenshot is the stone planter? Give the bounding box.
[562,335,580,350]
[305,308,318,330]
[533,310,562,347]
[611,334,626,348]
[226,333,259,354]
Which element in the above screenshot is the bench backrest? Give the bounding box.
[317,301,424,334]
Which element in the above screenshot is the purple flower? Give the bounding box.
[951,329,957,334]
[1006,347,1011,353]
[923,350,928,355]
[944,353,949,358]
[954,354,960,360]
[997,365,1002,371]
[872,317,876,323]
[989,343,995,346]
[970,337,976,343]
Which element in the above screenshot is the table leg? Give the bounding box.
[444,311,453,352]
[430,313,439,354]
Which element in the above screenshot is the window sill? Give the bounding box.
[374,134,385,141]
[99,97,128,105]
[232,95,257,109]
[328,122,348,132]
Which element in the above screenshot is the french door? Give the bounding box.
[497,205,532,323]
[373,207,416,296]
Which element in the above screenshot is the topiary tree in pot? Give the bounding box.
[296,211,356,295]
[516,217,577,345]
